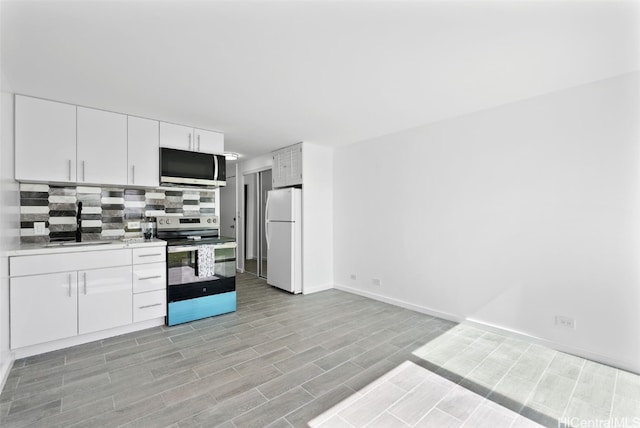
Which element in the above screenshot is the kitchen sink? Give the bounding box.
[45,241,114,247]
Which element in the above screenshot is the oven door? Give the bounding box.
[166,243,236,303]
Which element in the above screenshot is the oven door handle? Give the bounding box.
[168,246,199,254]
[168,243,236,253]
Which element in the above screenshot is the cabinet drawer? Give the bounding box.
[132,247,166,265]
[133,290,166,322]
[10,249,131,277]
[133,263,166,293]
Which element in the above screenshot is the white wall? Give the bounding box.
[0,71,20,384]
[302,143,334,293]
[333,72,640,372]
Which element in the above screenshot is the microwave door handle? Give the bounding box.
[214,155,219,181]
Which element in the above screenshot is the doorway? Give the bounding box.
[219,175,236,239]
[243,169,272,278]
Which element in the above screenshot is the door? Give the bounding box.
[266,188,296,222]
[15,95,77,183]
[77,107,128,185]
[160,122,194,151]
[220,175,237,239]
[10,272,78,348]
[78,266,132,335]
[259,170,272,277]
[266,222,294,292]
[128,116,159,187]
[194,128,224,154]
[243,169,272,278]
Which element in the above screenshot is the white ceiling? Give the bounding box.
[1,1,638,160]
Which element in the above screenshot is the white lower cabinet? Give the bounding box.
[10,272,78,349]
[9,246,166,350]
[78,266,133,335]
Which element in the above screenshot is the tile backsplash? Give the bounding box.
[20,183,217,244]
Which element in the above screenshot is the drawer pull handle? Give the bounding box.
[138,275,162,281]
[138,253,163,258]
[68,274,72,297]
[139,303,162,309]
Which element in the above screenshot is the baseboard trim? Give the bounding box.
[303,283,334,295]
[334,282,639,375]
[464,318,639,375]
[333,282,462,323]
[0,354,15,393]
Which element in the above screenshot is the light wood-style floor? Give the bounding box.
[1,273,639,427]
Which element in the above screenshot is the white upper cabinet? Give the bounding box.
[15,95,224,186]
[15,95,77,183]
[194,128,224,154]
[128,116,159,187]
[159,122,195,151]
[77,107,128,186]
[272,143,303,188]
[160,122,224,154]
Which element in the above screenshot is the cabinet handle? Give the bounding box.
[138,253,162,258]
[188,133,192,150]
[82,160,86,182]
[83,272,87,295]
[132,165,135,184]
[68,274,72,297]
[197,135,201,151]
[139,303,162,309]
[68,159,72,181]
[138,275,162,281]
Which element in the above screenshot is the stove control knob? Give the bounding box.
[207,218,212,223]
[159,219,164,225]
[166,219,172,225]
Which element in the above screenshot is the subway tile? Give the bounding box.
[20,191,49,199]
[20,183,49,192]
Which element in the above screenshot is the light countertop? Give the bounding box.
[7,238,167,257]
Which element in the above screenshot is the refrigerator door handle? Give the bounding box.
[265,194,271,249]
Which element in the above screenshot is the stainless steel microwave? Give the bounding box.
[160,148,226,188]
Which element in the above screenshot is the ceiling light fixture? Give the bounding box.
[224,152,239,161]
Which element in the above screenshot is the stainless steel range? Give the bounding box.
[156,215,237,326]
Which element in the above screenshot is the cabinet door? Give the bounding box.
[10,272,78,349]
[77,107,128,185]
[194,128,224,154]
[15,95,77,183]
[78,266,132,335]
[160,122,195,151]
[128,116,159,187]
[286,144,303,186]
[272,145,303,188]
[272,149,288,188]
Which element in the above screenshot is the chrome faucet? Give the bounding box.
[76,201,83,242]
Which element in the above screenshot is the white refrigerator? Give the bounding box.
[265,188,302,294]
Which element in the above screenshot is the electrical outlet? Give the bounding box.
[128,221,141,230]
[372,278,381,287]
[33,222,46,235]
[555,315,576,329]
[350,274,357,280]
